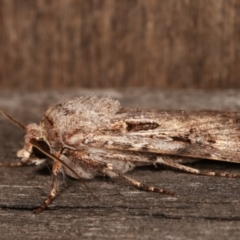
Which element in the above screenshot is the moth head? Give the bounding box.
[17,123,50,165]
[0,109,50,165]
[0,107,98,199]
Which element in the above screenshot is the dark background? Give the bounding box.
[1,0,240,90]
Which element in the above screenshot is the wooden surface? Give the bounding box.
[1,1,240,89]
[1,89,240,239]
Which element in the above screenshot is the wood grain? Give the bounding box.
[1,1,240,90]
[1,89,240,239]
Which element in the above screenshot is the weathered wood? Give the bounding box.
[1,89,240,239]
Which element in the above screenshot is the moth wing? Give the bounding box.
[88,110,240,163]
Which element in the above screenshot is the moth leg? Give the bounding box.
[103,163,174,196]
[156,157,239,178]
[0,157,41,167]
[33,161,61,214]
[0,161,26,167]
[64,150,175,196]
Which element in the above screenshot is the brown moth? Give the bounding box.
[1,96,240,214]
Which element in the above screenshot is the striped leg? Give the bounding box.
[33,161,62,214]
[68,152,175,196]
[156,157,240,178]
[0,161,26,167]
[102,163,175,196]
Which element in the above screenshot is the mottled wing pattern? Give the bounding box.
[85,110,240,163]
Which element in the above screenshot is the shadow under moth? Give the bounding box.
[1,96,240,214]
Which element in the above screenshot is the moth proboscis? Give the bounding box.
[1,96,240,214]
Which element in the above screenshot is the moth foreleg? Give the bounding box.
[156,157,239,178]
[0,157,43,167]
[0,161,26,167]
[33,161,62,214]
[104,163,175,196]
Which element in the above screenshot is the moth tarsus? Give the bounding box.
[1,96,240,213]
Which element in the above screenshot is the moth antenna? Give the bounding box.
[0,108,26,130]
[29,139,98,201]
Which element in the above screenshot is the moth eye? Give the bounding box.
[32,140,50,159]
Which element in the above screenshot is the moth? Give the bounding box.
[1,96,240,214]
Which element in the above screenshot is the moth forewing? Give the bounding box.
[81,110,240,164]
